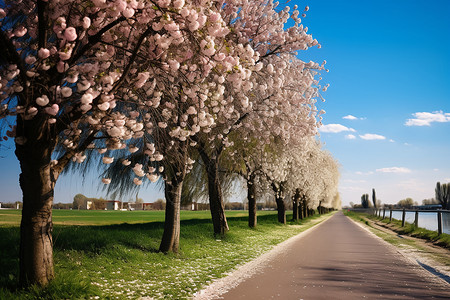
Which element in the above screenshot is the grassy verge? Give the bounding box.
[0,210,333,299]
[343,210,450,248]
[0,209,266,226]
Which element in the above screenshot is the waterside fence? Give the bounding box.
[349,208,450,235]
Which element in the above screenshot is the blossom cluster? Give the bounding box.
[0,0,326,189]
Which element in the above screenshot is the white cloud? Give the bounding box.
[444,178,450,182]
[345,134,356,139]
[343,115,358,120]
[389,139,395,143]
[355,171,374,175]
[319,124,356,133]
[343,114,365,120]
[342,179,367,183]
[376,167,412,173]
[405,111,450,126]
[359,133,386,140]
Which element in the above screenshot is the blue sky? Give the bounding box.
[302,0,450,206]
[1,0,449,207]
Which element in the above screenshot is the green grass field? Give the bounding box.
[0,209,332,299]
[0,209,263,226]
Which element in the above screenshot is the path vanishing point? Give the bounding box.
[195,212,450,299]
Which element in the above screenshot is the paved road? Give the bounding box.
[219,212,449,299]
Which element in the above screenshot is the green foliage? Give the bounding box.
[72,193,87,209]
[422,198,438,205]
[361,193,369,208]
[0,211,332,299]
[397,197,415,208]
[435,182,450,209]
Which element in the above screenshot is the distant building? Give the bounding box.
[86,200,92,210]
[143,203,154,210]
[105,200,121,210]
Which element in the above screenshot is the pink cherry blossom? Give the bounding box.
[63,27,77,41]
[44,104,59,116]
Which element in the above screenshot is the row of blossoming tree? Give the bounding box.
[0,0,339,287]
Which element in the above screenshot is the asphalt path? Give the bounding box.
[217,212,449,299]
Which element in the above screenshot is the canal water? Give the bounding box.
[389,210,450,234]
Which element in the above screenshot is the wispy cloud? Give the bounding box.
[405,111,450,126]
[376,167,412,173]
[359,133,386,140]
[345,134,356,139]
[396,179,428,193]
[340,186,367,192]
[343,179,367,183]
[319,124,356,133]
[355,171,374,175]
[343,114,366,120]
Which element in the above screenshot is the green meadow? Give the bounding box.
[0,209,332,299]
[0,209,259,226]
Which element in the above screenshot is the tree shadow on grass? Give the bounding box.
[0,212,285,293]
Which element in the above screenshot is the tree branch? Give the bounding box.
[110,26,156,94]
[37,0,48,49]
[68,17,126,66]
[0,29,27,88]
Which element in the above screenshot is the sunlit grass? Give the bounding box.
[344,210,450,248]
[0,210,332,299]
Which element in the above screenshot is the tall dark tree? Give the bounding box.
[361,194,370,208]
[372,188,377,208]
[435,182,450,209]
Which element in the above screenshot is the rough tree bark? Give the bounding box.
[206,157,229,235]
[272,182,286,224]
[15,116,58,286]
[159,177,184,253]
[247,171,257,228]
[159,144,188,253]
[292,189,301,221]
[197,143,229,236]
[302,198,307,219]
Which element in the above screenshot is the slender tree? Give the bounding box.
[372,188,377,208]
[435,182,450,209]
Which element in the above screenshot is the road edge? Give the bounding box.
[346,214,450,287]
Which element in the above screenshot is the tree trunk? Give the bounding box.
[272,182,286,224]
[276,196,286,224]
[292,189,301,221]
[206,158,229,235]
[15,123,57,286]
[247,172,257,228]
[198,147,229,236]
[159,144,188,253]
[302,199,307,219]
[159,177,184,253]
[298,195,303,220]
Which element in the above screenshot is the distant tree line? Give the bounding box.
[352,182,450,209]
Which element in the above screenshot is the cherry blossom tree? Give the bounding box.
[286,139,340,219]
[194,0,325,232]
[0,0,255,285]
